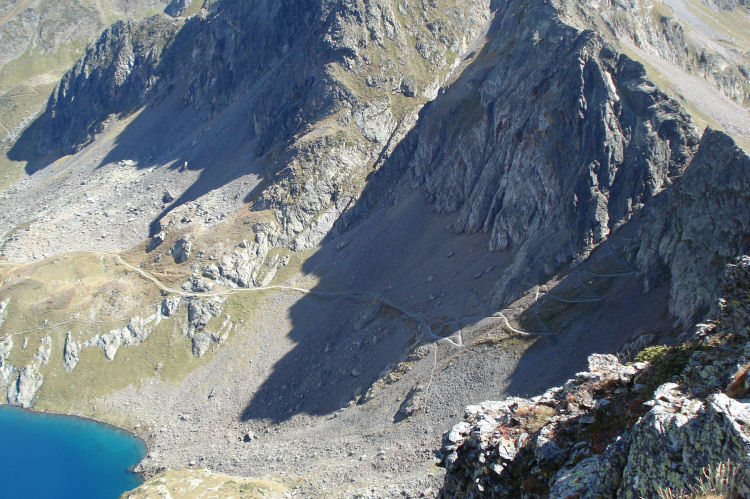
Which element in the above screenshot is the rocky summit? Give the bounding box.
[0,0,748,496]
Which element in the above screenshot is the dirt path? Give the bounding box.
[109,251,466,347]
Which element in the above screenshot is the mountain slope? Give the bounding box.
[0,0,748,496]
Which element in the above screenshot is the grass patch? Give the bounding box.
[632,343,703,397]
[124,468,287,498]
[34,318,201,417]
[473,332,537,353]
[268,247,315,286]
[516,404,556,432]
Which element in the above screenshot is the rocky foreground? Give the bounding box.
[440,256,750,497]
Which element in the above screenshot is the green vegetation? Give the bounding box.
[0,251,264,424]
[515,403,556,432]
[633,343,703,397]
[657,460,743,499]
[123,468,288,498]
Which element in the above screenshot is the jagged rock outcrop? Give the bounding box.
[182,297,230,357]
[6,365,43,408]
[340,0,702,305]
[63,332,79,372]
[86,315,154,360]
[0,299,8,329]
[0,336,13,388]
[440,257,750,497]
[636,129,750,327]
[37,14,180,155]
[6,337,51,408]
[160,296,181,317]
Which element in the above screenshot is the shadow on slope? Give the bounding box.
[8,1,333,233]
[240,0,699,423]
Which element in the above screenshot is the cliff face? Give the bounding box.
[0,0,176,175]
[38,15,180,155]
[0,0,749,495]
[637,129,750,327]
[338,0,721,309]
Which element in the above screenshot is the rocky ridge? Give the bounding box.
[567,0,750,107]
[0,0,747,495]
[440,256,750,497]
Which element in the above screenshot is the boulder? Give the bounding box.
[63,332,79,372]
[146,231,165,252]
[191,333,211,358]
[171,235,192,263]
[400,76,417,97]
[161,297,181,317]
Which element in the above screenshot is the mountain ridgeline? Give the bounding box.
[1,0,749,495]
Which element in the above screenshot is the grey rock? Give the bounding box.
[0,299,8,329]
[441,258,750,497]
[6,365,43,408]
[0,335,13,388]
[201,264,220,280]
[172,235,192,263]
[147,231,165,252]
[126,317,151,344]
[36,336,51,366]
[400,76,417,97]
[63,332,79,372]
[185,298,223,336]
[161,297,181,317]
[164,0,191,18]
[32,15,179,156]
[619,393,750,498]
[191,333,211,358]
[101,330,123,360]
[637,130,750,327]
[551,434,630,499]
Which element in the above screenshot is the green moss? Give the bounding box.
[633,343,703,396]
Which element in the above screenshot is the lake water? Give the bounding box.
[0,406,145,498]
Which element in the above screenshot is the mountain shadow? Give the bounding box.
[8,1,338,233]
[240,0,748,425]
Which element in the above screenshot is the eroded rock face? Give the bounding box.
[160,296,181,317]
[37,15,180,155]
[0,335,14,388]
[440,257,750,497]
[341,0,701,305]
[6,365,43,408]
[637,130,750,327]
[6,338,52,408]
[63,332,79,372]
[85,314,155,361]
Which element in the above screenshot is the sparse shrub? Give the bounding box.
[515,404,556,432]
[726,364,750,398]
[657,460,743,499]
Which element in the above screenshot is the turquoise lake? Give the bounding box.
[0,406,145,498]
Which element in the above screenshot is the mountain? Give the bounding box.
[0,0,748,496]
[0,0,207,191]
